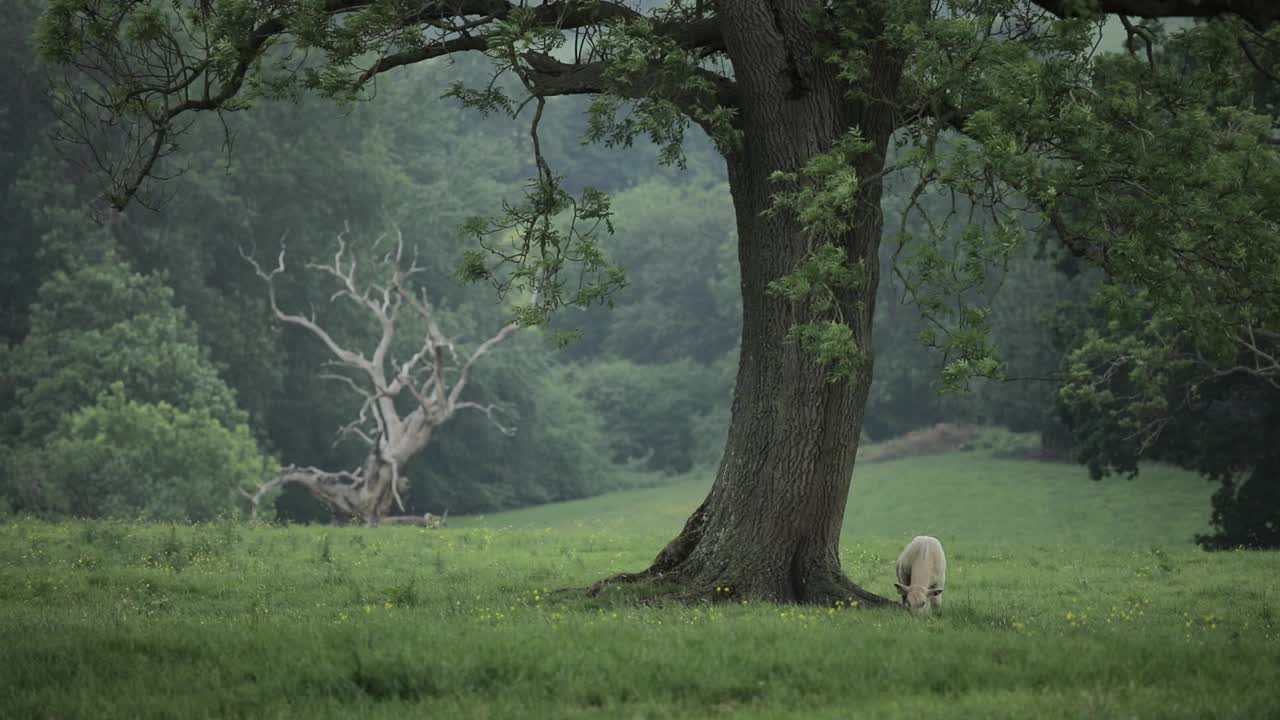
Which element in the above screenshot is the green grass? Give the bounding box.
[462,452,1216,546]
[2,452,1276,719]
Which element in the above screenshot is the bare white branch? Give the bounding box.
[455,401,518,436]
[319,372,375,401]
[240,241,376,377]
[449,321,522,407]
[239,476,284,521]
[386,454,405,512]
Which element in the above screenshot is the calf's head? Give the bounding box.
[895,583,943,613]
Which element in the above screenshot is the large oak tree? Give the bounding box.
[39,0,1280,603]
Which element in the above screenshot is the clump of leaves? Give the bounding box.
[768,244,868,383]
[768,130,872,240]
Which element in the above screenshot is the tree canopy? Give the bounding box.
[34,2,1280,381]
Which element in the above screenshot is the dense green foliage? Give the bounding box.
[1052,22,1280,548]
[3,386,274,521]
[1,5,737,519]
[0,252,273,519]
[413,362,618,514]
[816,10,1280,546]
[2,454,1275,717]
[1058,298,1280,549]
[571,358,731,474]
[3,252,245,443]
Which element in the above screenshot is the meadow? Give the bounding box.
[2,451,1278,719]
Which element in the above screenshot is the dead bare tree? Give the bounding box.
[239,225,521,525]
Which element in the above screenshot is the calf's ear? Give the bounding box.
[927,587,944,597]
[894,582,909,597]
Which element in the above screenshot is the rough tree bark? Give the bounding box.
[586,1,905,605]
[240,227,519,525]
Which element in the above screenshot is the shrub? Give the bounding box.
[3,385,276,521]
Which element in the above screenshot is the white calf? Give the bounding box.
[894,535,946,613]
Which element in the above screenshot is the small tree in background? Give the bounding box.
[1,250,267,519]
[3,249,245,443]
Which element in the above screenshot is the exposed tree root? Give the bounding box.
[797,571,895,609]
[580,537,895,608]
[587,570,656,597]
[581,566,894,608]
[565,493,898,608]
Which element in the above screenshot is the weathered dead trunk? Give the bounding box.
[609,1,904,605]
[321,459,398,525]
[252,458,396,526]
[265,421,440,525]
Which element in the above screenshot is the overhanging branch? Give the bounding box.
[355,35,491,88]
[49,0,728,211]
[1031,0,1280,28]
[520,52,738,114]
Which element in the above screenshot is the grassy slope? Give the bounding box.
[2,452,1276,719]
[460,452,1216,546]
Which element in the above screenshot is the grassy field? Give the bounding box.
[2,451,1277,719]
[460,452,1217,546]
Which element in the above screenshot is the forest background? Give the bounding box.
[0,1,1270,549]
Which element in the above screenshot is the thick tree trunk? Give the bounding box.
[616,1,904,605]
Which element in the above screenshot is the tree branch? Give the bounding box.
[239,477,284,521]
[239,244,376,376]
[305,224,400,393]
[239,224,524,523]
[1217,325,1280,389]
[53,0,728,210]
[392,274,454,407]
[355,35,491,88]
[454,401,517,435]
[520,52,738,114]
[448,322,522,408]
[1031,0,1280,28]
[241,465,364,520]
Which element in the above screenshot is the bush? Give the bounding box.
[4,254,245,443]
[2,385,276,521]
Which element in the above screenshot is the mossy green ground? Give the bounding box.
[2,452,1277,718]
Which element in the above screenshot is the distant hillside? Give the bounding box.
[456,451,1213,547]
